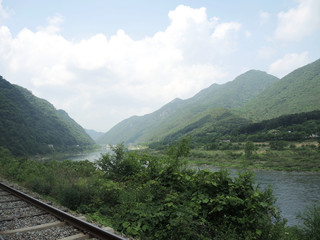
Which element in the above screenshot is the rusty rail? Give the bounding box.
[0,182,126,240]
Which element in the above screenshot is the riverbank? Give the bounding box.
[187,147,320,172]
[1,144,320,239]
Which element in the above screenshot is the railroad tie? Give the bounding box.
[0,221,65,234]
[57,233,91,240]
[0,212,47,222]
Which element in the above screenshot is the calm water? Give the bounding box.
[61,148,109,162]
[65,150,320,226]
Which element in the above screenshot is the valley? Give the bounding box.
[1,58,320,240]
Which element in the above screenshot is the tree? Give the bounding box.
[295,204,320,240]
[96,143,142,181]
[244,141,255,158]
[167,137,191,168]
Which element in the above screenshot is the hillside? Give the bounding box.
[186,70,279,109]
[0,76,94,155]
[231,110,320,142]
[240,58,320,121]
[97,97,186,144]
[97,70,278,144]
[149,108,250,149]
[156,59,320,147]
[85,129,105,141]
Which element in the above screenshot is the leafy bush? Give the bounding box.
[294,204,320,240]
[269,141,287,150]
[94,140,286,239]
[96,143,144,181]
[244,141,255,158]
[0,143,294,239]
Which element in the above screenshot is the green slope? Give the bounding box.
[97,97,186,144]
[187,70,279,109]
[240,58,320,121]
[0,76,94,155]
[163,59,320,146]
[97,70,278,144]
[231,110,320,142]
[150,108,251,147]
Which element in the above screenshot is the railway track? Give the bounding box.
[0,182,126,240]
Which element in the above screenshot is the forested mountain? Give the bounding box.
[149,108,251,148]
[99,58,320,146]
[97,97,187,144]
[85,129,105,141]
[239,58,320,121]
[0,76,94,155]
[158,58,320,146]
[97,70,278,144]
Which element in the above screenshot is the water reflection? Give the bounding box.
[61,148,109,162]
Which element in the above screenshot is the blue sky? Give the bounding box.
[0,0,319,132]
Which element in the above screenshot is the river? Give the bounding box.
[63,150,320,226]
[60,148,110,162]
[254,169,320,226]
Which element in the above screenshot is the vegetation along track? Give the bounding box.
[0,182,126,240]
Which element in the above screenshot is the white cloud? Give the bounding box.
[258,46,276,59]
[245,30,252,39]
[0,5,243,131]
[259,11,270,25]
[268,52,309,77]
[274,0,320,41]
[0,0,8,20]
[211,22,241,40]
[42,14,64,34]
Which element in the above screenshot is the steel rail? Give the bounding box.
[0,182,126,240]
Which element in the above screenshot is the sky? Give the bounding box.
[0,0,319,132]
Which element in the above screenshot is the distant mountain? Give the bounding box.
[0,76,94,155]
[240,58,320,121]
[155,58,320,146]
[97,97,187,144]
[185,70,279,109]
[85,129,105,141]
[97,70,279,144]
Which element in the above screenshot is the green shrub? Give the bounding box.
[97,145,286,239]
[96,143,144,182]
[269,141,287,150]
[244,141,255,158]
[295,204,320,240]
[0,142,292,239]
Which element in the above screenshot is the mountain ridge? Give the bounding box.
[156,58,320,146]
[0,76,94,155]
[85,129,105,141]
[239,58,320,121]
[97,70,279,144]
